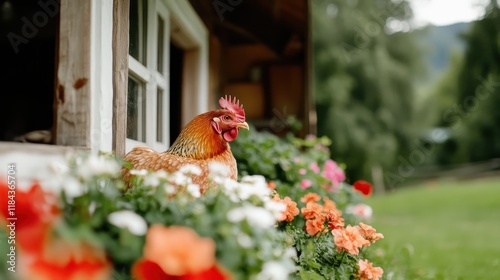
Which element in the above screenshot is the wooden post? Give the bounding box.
[304,0,317,136]
[55,0,92,147]
[112,0,130,157]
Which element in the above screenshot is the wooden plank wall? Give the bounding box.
[55,0,92,147]
[112,0,130,157]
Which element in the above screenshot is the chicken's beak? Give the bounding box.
[236,122,250,130]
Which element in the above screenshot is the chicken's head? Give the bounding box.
[211,95,249,142]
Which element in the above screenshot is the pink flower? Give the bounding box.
[298,168,307,175]
[300,179,312,189]
[305,134,316,140]
[346,204,373,220]
[309,162,320,174]
[322,159,345,190]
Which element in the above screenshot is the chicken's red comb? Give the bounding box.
[219,95,245,122]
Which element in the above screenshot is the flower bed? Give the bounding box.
[0,131,384,279]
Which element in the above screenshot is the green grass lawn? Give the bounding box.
[366,177,500,280]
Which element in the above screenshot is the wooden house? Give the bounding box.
[0,0,315,178]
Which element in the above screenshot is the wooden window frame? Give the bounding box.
[125,0,208,153]
[0,0,209,157]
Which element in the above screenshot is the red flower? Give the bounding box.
[0,180,111,280]
[353,180,373,196]
[0,180,59,253]
[19,239,112,280]
[132,225,230,280]
[133,259,229,280]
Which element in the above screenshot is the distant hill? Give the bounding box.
[415,22,471,84]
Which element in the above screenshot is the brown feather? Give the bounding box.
[122,110,239,193]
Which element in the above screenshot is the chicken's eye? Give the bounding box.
[223,115,231,121]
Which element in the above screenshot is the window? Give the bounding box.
[127,0,169,152]
[126,0,209,153]
[0,1,59,144]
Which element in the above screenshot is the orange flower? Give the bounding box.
[305,219,324,236]
[132,225,229,279]
[325,210,345,230]
[357,259,383,280]
[300,193,321,204]
[301,202,323,220]
[267,181,276,190]
[279,196,300,222]
[331,225,369,255]
[19,239,112,280]
[358,223,384,243]
[322,197,338,212]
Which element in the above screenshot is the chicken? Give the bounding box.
[122,95,249,192]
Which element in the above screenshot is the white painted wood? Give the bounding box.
[129,56,151,82]
[125,0,208,153]
[90,0,114,153]
[163,0,209,127]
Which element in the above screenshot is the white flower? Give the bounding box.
[168,171,190,186]
[208,162,229,177]
[48,161,69,176]
[108,210,148,236]
[187,183,201,198]
[179,164,202,176]
[77,155,120,179]
[239,175,272,201]
[284,247,297,259]
[164,184,176,195]
[346,203,373,220]
[264,200,287,220]
[155,170,168,179]
[240,175,268,188]
[237,233,253,248]
[227,205,276,229]
[89,202,96,215]
[256,261,289,280]
[61,176,85,198]
[130,169,148,176]
[220,178,242,202]
[144,174,161,187]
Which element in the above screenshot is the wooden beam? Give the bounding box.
[112,0,130,157]
[55,0,91,147]
[0,142,88,155]
[304,0,316,135]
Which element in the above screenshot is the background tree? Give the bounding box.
[430,0,500,166]
[313,0,422,184]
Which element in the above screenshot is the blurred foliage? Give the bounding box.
[233,127,383,278]
[312,0,423,182]
[233,126,364,218]
[420,1,500,166]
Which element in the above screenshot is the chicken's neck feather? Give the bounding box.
[165,112,229,160]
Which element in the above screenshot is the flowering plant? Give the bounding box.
[0,154,294,280]
[233,128,384,279]
[0,130,384,280]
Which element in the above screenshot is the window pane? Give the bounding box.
[127,77,146,141]
[129,0,147,64]
[156,88,164,142]
[157,15,165,74]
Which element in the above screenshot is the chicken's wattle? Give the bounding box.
[223,128,238,142]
